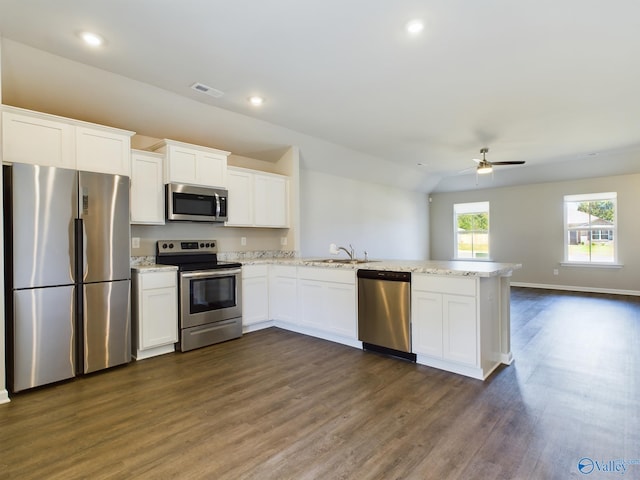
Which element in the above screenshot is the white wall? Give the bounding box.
[430,173,640,294]
[300,170,429,260]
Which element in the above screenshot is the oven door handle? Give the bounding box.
[180,268,242,279]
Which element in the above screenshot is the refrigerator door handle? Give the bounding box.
[74,218,87,281]
[81,220,88,279]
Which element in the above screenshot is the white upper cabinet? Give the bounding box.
[1,106,134,175]
[254,174,288,227]
[130,150,165,225]
[76,126,131,176]
[2,110,75,168]
[151,139,229,188]
[226,166,289,228]
[226,167,254,226]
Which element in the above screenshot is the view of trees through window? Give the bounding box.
[454,202,489,259]
[565,194,616,263]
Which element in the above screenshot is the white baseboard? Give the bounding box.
[510,282,640,297]
[500,352,514,365]
[133,343,175,361]
[243,320,275,333]
[0,389,10,404]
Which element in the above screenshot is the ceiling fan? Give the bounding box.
[474,148,525,175]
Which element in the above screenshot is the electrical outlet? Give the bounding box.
[131,237,140,249]
[280,237,288,246]
[241,237,247,246]
[553,269,559,276]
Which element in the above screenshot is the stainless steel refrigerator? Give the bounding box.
[3,162,131,392]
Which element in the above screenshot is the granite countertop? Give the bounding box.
[241,258,521,277]
[131,264,178,273]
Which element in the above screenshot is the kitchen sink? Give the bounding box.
[316,259,379,264]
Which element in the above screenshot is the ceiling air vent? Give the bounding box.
[190,82,224,98]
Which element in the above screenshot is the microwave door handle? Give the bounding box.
[181,268,242,279]
[215,192,221,218]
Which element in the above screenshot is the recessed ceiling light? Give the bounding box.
[79,31,104,47]
[248,96,265,107]
[406,20,424,35]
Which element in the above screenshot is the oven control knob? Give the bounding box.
[200,243,205,248]
[205,243,210,247]
[162,243,168,249]
[168,243,174,249]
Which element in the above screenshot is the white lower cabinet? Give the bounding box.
[131,268,178,360]
[244,265,358,347]
[412,291,444,358]
[442,294,477,366]
[242,265,270,330]
[269,265,298,324]
[411,274,498,379]
[297,267,357,341]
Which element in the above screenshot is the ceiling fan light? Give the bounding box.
[477,165,493,175]
[406,20,424,35]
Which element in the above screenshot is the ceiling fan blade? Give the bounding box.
[489,161,526,165]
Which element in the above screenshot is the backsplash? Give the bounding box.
[130,256,156,267]
[218,250,298,262]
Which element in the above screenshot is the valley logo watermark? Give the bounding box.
[578,457,640,475]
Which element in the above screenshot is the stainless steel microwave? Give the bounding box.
[166,183,228,222]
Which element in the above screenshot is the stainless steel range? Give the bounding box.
[156,240,242,352]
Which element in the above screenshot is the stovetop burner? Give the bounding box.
[155,239,242,270]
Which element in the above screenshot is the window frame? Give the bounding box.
[563,192,618,265]
[453,201,490,261]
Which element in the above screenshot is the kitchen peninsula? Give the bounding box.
[240,258,521,380]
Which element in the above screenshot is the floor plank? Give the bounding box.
[1,287,639,479]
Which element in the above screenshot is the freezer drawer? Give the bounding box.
[83,280,131,373]
[12,286,76,392]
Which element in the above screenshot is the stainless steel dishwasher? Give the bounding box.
[357,269,416,361]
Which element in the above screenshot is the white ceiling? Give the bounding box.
[1,0,639,192]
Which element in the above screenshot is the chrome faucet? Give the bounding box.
[330,243,355,260]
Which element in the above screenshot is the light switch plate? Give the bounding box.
[132,237,140,249]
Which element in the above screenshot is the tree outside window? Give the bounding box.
[454,202,489,259]
[564,193,617,263]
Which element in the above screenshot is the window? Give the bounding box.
[564,192,617,263]
[454,201,489,259]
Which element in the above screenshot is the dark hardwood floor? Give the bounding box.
[1,287,639,479]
